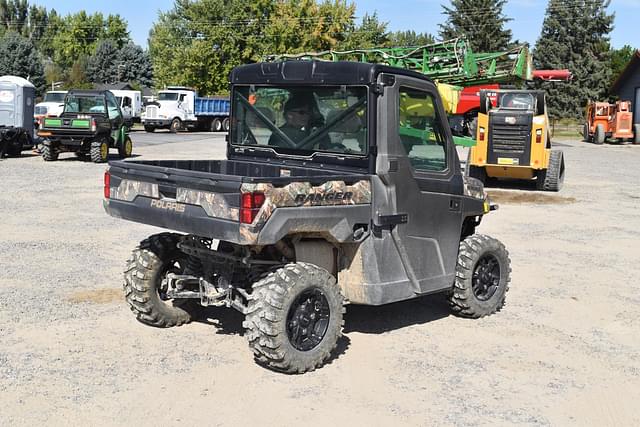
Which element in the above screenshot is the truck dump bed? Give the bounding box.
[104,159,372,245]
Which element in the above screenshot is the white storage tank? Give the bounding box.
[0,75,36,138]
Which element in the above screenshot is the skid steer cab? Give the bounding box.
[468,89,565,191]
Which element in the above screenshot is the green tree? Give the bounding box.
[439,0,513,52]
[86,39,120,84]
[66,56,92,89]
[388,30,434,47]
[337,12,389,50]
[534,0,614,119]
[119,43,154,87]
[0,31,45,93]
[50,11,130,68]
[609,44,635,87]
[150,0,355,94]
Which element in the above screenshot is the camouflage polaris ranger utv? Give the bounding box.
[103,61,511,373]
[38,89,133,162]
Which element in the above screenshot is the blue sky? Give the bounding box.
[33,0,638,50]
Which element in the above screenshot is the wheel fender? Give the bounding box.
[293,239,337,276]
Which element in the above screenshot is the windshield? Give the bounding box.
[158,92,179,101]
[64,95,106,114]
[499,93,535,110]
[232,86,367,156]
[44,92,66,103]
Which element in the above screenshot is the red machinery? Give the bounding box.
[584,100,640,144]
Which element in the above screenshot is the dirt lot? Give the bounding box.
[1,133,639,426]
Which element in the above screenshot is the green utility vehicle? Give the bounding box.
[38,90,133,162]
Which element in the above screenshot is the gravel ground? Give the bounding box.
[0,132,639,426]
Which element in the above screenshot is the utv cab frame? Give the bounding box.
[104,61,511,373]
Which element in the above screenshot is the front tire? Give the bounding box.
[594,124,605,144]
[90,138,109,163]
[123,233,194,327]
[536,150,565,191]
[118,136,133,158]
[449,234,511,318]
[244,263,345,374]
[170,118,181,133]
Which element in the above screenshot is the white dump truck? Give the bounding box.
[141,86,230,133]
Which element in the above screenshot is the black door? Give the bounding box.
[379,74,464,293]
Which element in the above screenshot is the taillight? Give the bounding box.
[104,171,110,199]
[240,192,265,224]
[535,129,542,143]
[91,118,97,132]
[479,127,485,142]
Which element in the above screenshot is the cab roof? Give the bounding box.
[230,60,435,86]
[67,89,109,96]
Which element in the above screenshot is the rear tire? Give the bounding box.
[41,144,58,161]
[594,124,605,144]
[633,124,640,144]
[244,263,345,374]
[170,118,181,133]
[211,118,222,132]
[449,234,511,318]
[144,125,155,133]
[123,233,195,327]
[90,138,109,163]
[222,117,230,132]
[536,150,565,192]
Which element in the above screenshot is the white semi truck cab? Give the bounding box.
[142,86,229,133]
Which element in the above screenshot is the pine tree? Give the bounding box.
[0,31,45,93]
[533,0,614,119]
[439,0,512,52]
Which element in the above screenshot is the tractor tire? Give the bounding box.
[244,262,345,374]
[169,118,181,133]
[90,138,109,163]
[594,124,605,144]
[536,150,565,192]
[118,136,133,158]
[211,118,222,132]
[222,117,230,132]
[144,125,155,133]
[633,124,640,145]
[123,232,195,327]
[449,234,511,318]
[583,123,590,142]
[41,144,58,161]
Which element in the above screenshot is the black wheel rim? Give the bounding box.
[472,253,501,301]
[158,258,186,301]
[286,288,331,352]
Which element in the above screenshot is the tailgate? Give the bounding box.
[104,160,373,245]
[104,161,243,242]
